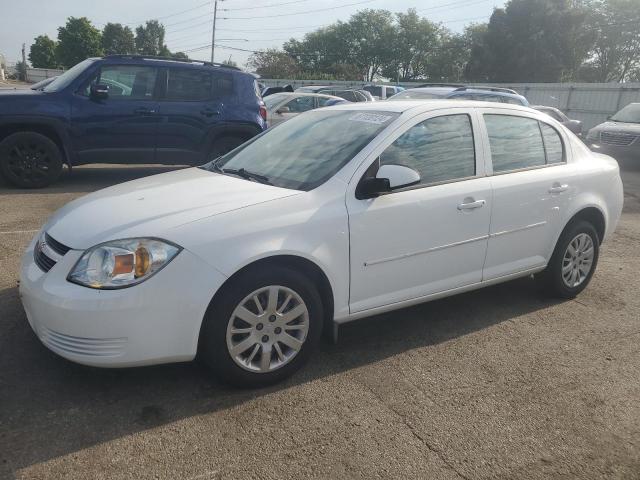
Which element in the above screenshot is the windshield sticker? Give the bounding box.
[349,113,394,124]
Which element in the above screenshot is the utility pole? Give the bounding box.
[21,43,26,81]
[210,0,218,63]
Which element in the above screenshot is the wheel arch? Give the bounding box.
[564,205,606,243]
[0,121,71,166]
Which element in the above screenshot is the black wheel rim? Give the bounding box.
[6,140,53,185]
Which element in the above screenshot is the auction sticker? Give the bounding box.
[349,113,393,124]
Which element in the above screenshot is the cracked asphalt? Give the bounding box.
[1,165,639,480]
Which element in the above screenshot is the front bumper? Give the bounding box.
[19,237,226,367]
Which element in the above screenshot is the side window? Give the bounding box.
[316,96,332,107]
[84,65,157,99]
[166,69,212,101]
[540,123,564,164]
[385,87,395,98]
[285,96,315,113]
[485,114,546,172]
[379,114,476,186]
[212,71,234,98]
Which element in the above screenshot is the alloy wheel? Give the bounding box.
[562,233,595,288]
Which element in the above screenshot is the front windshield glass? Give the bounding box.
[390,90,442,100]
[264,93,289,109]
[611,103,640,124]
[203,110,399,191]
[43,59,95,93]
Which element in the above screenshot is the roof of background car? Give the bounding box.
[391,87,458,98]
[531,105,559,111]
[268,92,342,98]
[325,99,537,114]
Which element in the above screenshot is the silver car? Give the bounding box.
[586,103,640,167]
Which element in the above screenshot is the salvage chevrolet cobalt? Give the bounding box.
[20,101,623,387]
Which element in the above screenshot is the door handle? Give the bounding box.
[549,183,569,194]
[200,108,221,117]
[457,199,486,211]
[134,107,156,115]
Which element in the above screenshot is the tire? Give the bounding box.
[0,132,63,188]
[210,136,245,160]
[199,265,324,388]
[539,220,600,299]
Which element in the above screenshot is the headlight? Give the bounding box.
[68,238,181,289]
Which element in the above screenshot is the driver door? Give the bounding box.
[269,95,315,127]
[346,109,492,313]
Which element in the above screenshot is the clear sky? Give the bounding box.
[0,0,505,68]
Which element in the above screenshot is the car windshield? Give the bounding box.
[202,110,399,191]
[610,103,640,124]
[390,90,443,100]
[264,93,289,109]
[42,59,95,93]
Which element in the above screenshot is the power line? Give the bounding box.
[97,1,212,26]
[222,0,313,11]
[221,0,377,20]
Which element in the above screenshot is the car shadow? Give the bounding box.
[0,165,188,195]
[0,277,563,473]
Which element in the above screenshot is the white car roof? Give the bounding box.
[325,99,536,114]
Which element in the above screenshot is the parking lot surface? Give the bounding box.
[1,165,639,479]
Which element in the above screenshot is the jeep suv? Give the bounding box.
[0,55,267,188]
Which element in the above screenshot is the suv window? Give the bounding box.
[212,71,234,98]
[285,96,315,113]
[484,114,547,172]
[166,68,211,101]
[380,114,475,186]
[84,65,157,99]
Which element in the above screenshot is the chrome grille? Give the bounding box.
[600,132,637,146]
[33,233,71,273]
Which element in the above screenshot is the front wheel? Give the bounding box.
[539,220,600,298]
[199,266,323,388]
[0,132,63,188]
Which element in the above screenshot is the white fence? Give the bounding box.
[261,79,640,131]
[26,67,64,83]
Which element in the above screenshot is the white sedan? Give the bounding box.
[20,101,623,387]
[264,92,343,127]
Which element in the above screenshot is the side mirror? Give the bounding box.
[277,106,290,114]
[90,84,109,100]
[357,164,421,199]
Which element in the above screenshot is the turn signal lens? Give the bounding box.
[68,238,181,289]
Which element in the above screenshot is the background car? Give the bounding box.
[295,85,332,93]
[317,88,372,102]
[532,105,582,136]
[446,86,529,106]
[586,102,640,167]
[261,84,294,97]
[0,55,267,188]
[362,84,403,100]
[388,86,458,100]
[264,92,343,127]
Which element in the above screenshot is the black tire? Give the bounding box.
[539,220,600,299]
[210,136,245,160]
[199,265,323,388]
[0,132,63,188]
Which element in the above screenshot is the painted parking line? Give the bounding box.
[0,229,39,235]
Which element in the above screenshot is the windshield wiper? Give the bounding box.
[222,167,271,185]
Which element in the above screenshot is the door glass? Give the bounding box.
[385,87,395,98]
[285,96,315,113]
[212,71,234,98]
[92,65,157,99]
[379,114,476,185]
[166,69,212,101]
[540,123,564,164]
[484,114,546,172]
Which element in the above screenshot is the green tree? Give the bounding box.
[29,35,58,68]
[466,0,591,82]
[172,51,189,60]
[102,23,135,55]
[248,49,300,78]
[580,0,640,81]
[135,20,169,56]
[56,17,103,68]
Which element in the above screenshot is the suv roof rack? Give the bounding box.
[415,83,464,88]
[103,54,242,71]
[453,86,519,95]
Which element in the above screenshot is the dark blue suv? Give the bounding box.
[0,55,267,188]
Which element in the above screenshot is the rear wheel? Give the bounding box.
[210,136,245,160]
[0,132,63,188]
[199,266,323,388]
[539,220,600,298]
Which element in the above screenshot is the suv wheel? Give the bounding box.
[199,265,323,388]
[0,132,63,188]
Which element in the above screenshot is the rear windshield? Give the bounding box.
[43,59,95,93]
[202,110,399,191]
[611,103,640,124]
[390,90,445,100]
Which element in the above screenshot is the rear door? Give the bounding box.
[155,67,231,165]
[480,108,579,280]
[70,64,160,164]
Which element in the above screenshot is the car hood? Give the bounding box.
[593,121,640,134]
[46,168,302,249]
